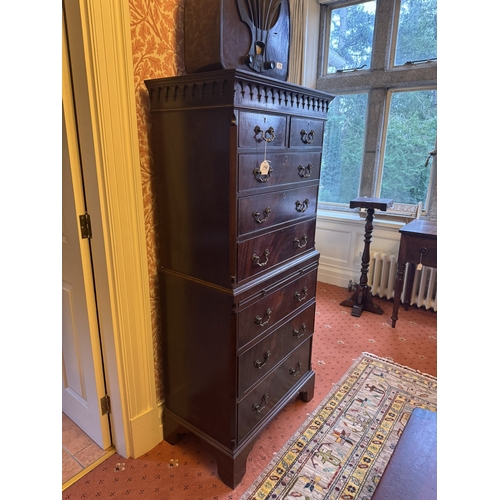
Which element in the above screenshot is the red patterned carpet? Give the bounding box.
[62,282,437,500]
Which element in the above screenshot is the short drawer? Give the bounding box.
[237,267,317,349]
[237,219,316,282]
[237,304,315,396]
[401,236,437,269]
[238,185,318,237]
[238,112,287,149]
[289,117,325,148]
[237,339,312,442]
[238,152,322,192]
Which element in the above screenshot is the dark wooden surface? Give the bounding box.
[237,185,318,238]
[371,408,437,500]
[184,0,290,81]
[391,219,437,327]
[237,266,318,348]
[349,196,393,211]
[146,70,333,488]
[237,218,316,282]
[237,303,315,396]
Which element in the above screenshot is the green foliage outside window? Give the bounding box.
[319,94,368,204]
[381,90,437,204]
[395,0,437,65]
[327,1,375,73]
[320,0,437,208]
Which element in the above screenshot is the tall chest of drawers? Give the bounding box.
[145,69,333,489]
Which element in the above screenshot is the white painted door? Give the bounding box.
[62,14,112,449]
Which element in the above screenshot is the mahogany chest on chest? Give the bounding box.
[145,69,333,488]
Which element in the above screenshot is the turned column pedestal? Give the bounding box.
[340,197,393,317]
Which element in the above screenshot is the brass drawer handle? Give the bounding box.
[252,393,269,413]
[253,166,273,183]
[252,207,271,224]
[254,350,271,369]
[255,308,272,327]
[298,163,313,178]
[295,198,310,213]
[254,125,275,143]
[300,129,315,144]
[295,287,308,302]
[293,323,307,339]
[252,249,270,267]
[294,234,307,249]
[417,247,428,270]
[289,361,302,377]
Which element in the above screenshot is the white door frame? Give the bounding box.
[62,27,112,445]
[63,0,161,458]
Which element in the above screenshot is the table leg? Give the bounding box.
[391,261,406,327]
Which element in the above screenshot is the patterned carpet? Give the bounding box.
[241,353,437,499]
[62,282,437,499]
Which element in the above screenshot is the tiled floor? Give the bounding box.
[62,412,111,485]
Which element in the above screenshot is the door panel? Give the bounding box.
[62,12,111,449]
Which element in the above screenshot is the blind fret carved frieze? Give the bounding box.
[148,70,331,117]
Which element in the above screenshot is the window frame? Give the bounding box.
[315,0,437,219]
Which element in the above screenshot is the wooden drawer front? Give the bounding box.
[238,185,318,237]
[238,152,322,192]
[237,304,315,396]
[402,236,437,268]
[238,112,287,149]
[237,219,316,282]
[237,268,317,349]
[237,339,312,441]
[289,117,324,148]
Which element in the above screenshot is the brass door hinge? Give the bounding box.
[79,212,92,239]
[100,394,111,415]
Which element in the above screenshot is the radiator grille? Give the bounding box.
[367,251,437,311]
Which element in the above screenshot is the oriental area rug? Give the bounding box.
[241,352,437,500]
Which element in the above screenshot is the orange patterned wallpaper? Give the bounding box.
[129,0,186,402]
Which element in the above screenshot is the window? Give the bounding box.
[316,0,437,217]
[394,0,437,66]
[380,89,437,204]
[327,1,376,73]
[319,93,368,204]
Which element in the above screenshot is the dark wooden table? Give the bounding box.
[391,219,437,327]
[371,408,437,500]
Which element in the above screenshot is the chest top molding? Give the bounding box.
[145,69,333,117]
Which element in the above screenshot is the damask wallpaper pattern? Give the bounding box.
[128,0,186,402]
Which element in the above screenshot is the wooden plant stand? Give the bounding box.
[340,197,393,317]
